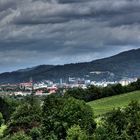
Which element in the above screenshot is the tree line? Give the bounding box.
[0,95,96,140]
[66,79,140,102]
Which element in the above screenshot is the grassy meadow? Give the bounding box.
[88,90,140,116]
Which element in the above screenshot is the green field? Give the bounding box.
[88,90,140,116]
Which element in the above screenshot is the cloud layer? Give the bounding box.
[0,0,140,72]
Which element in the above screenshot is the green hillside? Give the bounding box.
[88,90,140,116]
[1,48,140,84]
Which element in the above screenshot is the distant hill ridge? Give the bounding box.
[0,48,140,84]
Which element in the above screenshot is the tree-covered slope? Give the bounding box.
[0,48,140,83]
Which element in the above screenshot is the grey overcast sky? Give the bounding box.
[0,0,140,73]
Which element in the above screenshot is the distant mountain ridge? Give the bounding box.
[0,48,140,84]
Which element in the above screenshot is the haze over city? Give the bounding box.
[0,0,140,72]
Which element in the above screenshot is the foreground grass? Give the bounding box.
[88,90,140,116]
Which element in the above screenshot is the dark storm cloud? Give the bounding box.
[0,0,140,72]
[35,0,91,3]
[0,0,17,12]
[10,0,140,26]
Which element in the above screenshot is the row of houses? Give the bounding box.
[0,78,138,96]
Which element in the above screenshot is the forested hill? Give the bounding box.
[0,48,140,83]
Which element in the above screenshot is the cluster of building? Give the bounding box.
[0,77,138,96]
[59,77,138,88]
[88,78,138,87]
[0,80,58,96]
